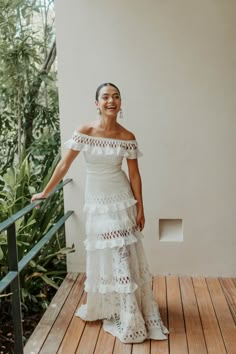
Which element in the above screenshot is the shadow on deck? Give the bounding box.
[24,273,236,354]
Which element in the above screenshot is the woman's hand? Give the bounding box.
[31,192,48,203]
[136,208,145,231]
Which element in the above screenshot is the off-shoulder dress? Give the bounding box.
[65,131,169,343]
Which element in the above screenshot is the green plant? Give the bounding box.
[0,154,74,312]
[0,0,58,175]
[0,0,73,316]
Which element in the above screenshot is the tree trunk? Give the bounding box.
[24,40,57,150]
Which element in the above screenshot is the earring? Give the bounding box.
[97,107,101,117]
[119,108,123,119]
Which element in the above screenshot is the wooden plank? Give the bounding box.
[219,278,236,323]
[24,272,79,354]
[193,277,226,354]
[39,273,85,354]
[132,339,150,354]
[166,275,188,354]
[25,274,236,354]
[113,339,132,354]
[94,325,115,354]
[179,277,207,354]
[207,278,236,354]
[57,291,87,354]
[75,320,102,354]
[151,276,169,354]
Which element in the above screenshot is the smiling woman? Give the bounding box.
[31,83,169,344]
[95,82,122,120]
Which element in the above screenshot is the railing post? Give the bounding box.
[7,223,24,354]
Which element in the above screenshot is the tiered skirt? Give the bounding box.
[75,192,169,343]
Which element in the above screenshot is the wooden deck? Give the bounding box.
[24,273,236,354]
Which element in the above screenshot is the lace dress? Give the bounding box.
[65,131,169,343]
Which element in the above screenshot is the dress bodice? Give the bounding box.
[65,131,142,175]
[65,131,143,213]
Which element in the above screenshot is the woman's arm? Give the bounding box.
[126,158,145,231]
[31,149,80,202]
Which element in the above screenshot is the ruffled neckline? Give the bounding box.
[64,131,143,159]
[74,132,137,143]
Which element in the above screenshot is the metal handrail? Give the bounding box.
[0,178,72,233]
[0,178,73,354]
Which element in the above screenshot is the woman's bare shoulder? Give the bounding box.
[76,122,96,135]
[118,125,136,140]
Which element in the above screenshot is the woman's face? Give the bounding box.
[96,85,121,117]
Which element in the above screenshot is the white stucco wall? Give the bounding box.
[55,0,236,276]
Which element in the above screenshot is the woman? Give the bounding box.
[31,83,169,343]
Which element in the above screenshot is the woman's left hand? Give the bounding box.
[136,209,145,231]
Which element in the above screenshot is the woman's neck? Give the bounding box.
[98,115,118,132]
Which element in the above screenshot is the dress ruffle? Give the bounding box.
[83,197,137,214]
[84,279,140,294]
[64,131,143,159]
[84,232,143,251]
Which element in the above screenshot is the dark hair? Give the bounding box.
[95,82,121,101]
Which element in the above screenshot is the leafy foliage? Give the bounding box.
[0,155,74,313]
[0,0,74,315]
[0,0,59,174]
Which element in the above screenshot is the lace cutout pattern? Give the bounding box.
[99,226,138,241]
[100,276,132,286]
[85,243,152,293]
[113,313,147,343]
[77,282,169,340]
[72,132,138,151]
[146,318,162,328]
[86,190,134,205]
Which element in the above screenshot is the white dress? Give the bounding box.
[65,131,169,343]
